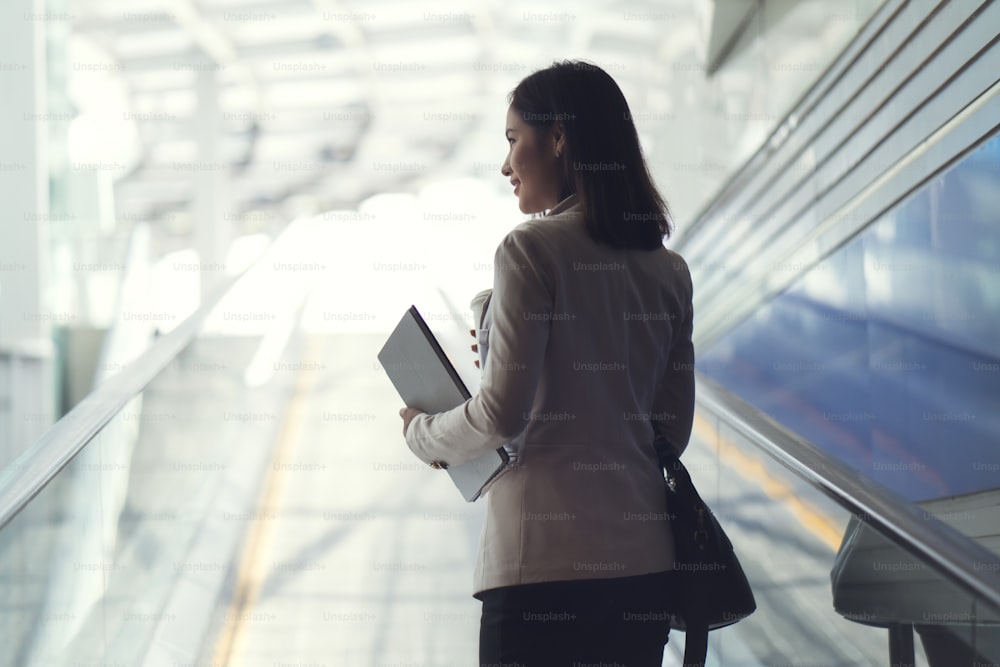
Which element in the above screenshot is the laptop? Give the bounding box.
[378,305,509,501]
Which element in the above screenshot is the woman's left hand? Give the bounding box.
[399,407,423,436]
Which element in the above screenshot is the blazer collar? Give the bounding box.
[546,193,580,216]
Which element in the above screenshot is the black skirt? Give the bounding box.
[477,570,677,667]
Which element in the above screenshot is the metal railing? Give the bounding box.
[0,243,269,532]
[695,372,1000,615]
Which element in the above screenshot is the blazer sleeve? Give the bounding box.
[651,258,695,459]
[404,227,552,467]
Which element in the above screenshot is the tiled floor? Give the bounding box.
[210,332,487,666]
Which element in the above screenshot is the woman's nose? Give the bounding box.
[501,157,511,177]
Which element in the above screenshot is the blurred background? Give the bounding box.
[2,0,999,665]
[3,0,875,430]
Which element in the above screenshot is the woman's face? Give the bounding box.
[501,105,564,214]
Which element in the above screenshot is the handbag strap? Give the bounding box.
[652,424,709,667]
[683,622,708,667]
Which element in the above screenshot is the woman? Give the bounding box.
[399,60,695,666]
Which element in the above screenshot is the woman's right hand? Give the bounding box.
[470,329,480,368]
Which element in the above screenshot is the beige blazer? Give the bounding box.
[405,194,695,595]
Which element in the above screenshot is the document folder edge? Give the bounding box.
[378,305,509,502]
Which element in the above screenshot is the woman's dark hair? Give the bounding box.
[509,60,672,249]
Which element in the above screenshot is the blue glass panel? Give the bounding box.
[698,130,1000,501]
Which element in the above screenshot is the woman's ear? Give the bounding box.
[551,121,567,158]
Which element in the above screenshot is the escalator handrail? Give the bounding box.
[695,372,1000,614]
[0,244,270,532]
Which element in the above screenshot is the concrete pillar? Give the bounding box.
[194,68,231,303]
[0,0,54,466]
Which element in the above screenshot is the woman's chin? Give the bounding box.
[517,197,544,215]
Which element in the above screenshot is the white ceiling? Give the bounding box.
[64,0,878,233]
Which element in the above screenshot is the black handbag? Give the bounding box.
[653,430,756,667]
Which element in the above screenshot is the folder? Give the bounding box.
[378,305,509,501]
